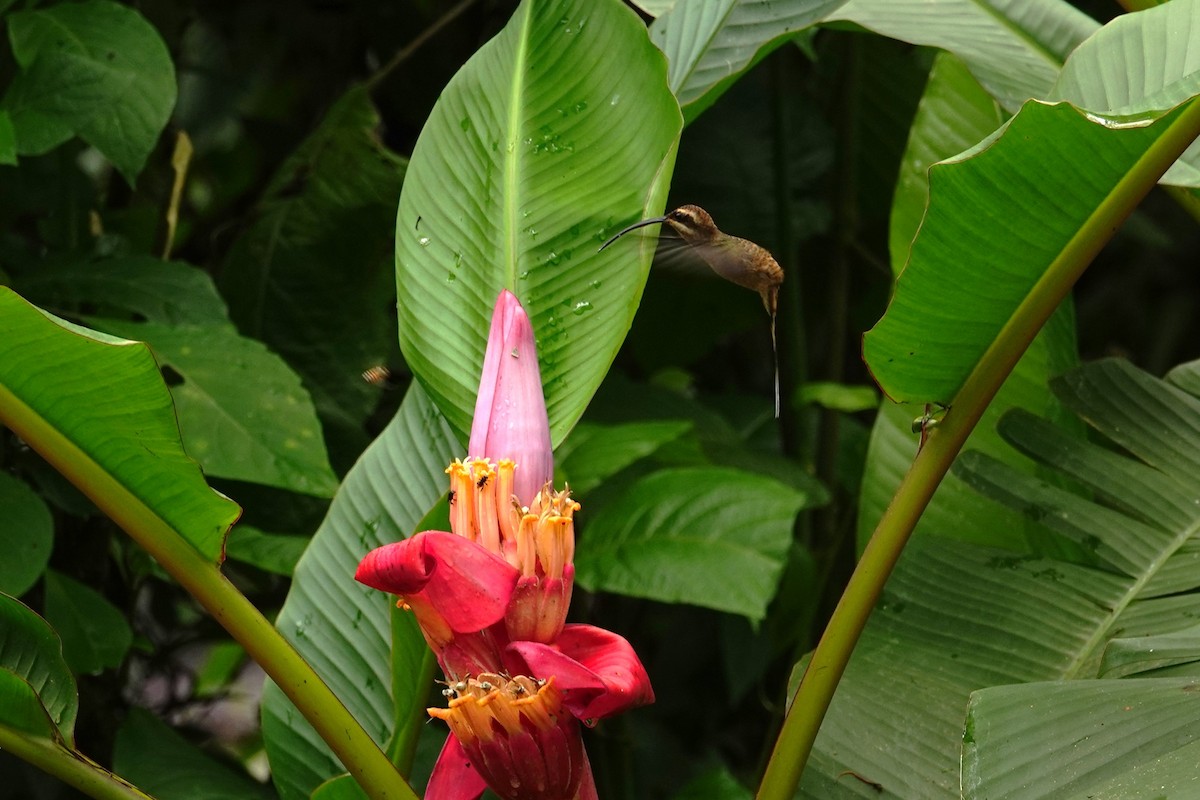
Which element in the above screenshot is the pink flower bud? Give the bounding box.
[469,290,554,505]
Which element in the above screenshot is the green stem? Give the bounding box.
[159,543,418,800]
[0,386,418,800]
[755,98,1200,800]
[0,728,153,800]
[388,647,437,775]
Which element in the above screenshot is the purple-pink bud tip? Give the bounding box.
[468,290,554,504]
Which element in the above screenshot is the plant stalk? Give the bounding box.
[0,728,154,800]
[755,98,1200,799]
[388,645,437,775]
[0,383,419,800]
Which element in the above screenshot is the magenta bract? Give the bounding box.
[468,290,554,505]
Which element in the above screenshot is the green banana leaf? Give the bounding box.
[865,2,1200,406]
[802,8,1200,794]
[954,359,1200,798]
[801,358,1200,797]
[828,0,1097,111]
[860,0,1200,554]
[647,0,847,123]
[863,98,1199,406]
[964,678,1200,800]
[96,319,338,498]
[0,287,293,794]
[394,0,681,447]
[859,52,1079,555]
[0,287,239,563]
[1050,0,1200,186]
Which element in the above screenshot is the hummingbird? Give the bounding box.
[600,204,785,417]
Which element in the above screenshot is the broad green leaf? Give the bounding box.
[261,384,456,800]
[0,473,52,596]
[802,358,1200,796]
[861,53,1077,554]
[0,672,59,738]
[96,320,338,498]
[648,0,847,122]
[0,594,76,743]
[0,288,240,563]
[1053,0,1200,120]
[863,100,1197,405]
[673,765,753,800]
[13,259,335,495]
[2,0,176,182]
[888,54,1004,274]
[42,570,132,676]
[555,420,691,494]
[797,382,878,413]
[828,0,1098,111]
[113,707,273,800]
[799,534,1125,798]
[0,104,71,157]
[15,257,230,326]
[1051,0,1200,186]
[586,373,831,501]
[193,642,246,697]
[575,467,813,621]
[220,87,406,466]
[1100,623,1200,678]
[963,679,1200,799]
[224,525,307,577]
[395,0,681,447]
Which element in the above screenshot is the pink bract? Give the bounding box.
[468,289,554,505]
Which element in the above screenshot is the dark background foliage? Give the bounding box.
[2,1,1197,798]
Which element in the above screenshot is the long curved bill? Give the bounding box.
[598,217,668,251]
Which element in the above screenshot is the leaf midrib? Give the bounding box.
[503,5,533,290]
[972,0,1068,72]
[651,0,743,105]
[1060,503,1200,680]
